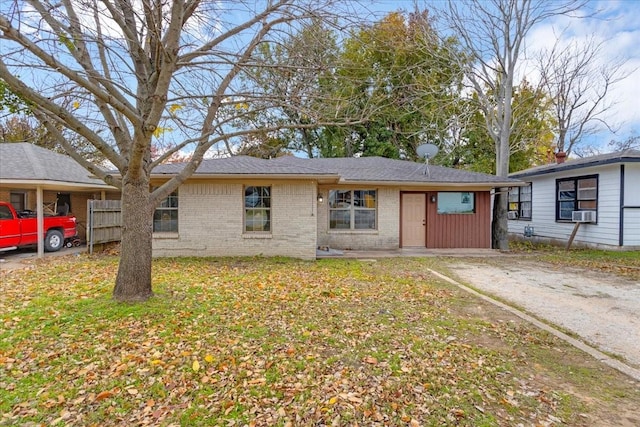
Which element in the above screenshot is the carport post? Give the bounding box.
[36,185,44,258]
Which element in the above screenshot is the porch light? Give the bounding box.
[317,193,324,203]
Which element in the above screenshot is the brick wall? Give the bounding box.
[316,186,400,250]
[153,181,318,260]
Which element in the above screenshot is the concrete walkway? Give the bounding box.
[317,247,508,258]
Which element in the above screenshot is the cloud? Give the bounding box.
[522,1,640,142]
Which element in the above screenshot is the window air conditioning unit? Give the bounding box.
[507,211,519,220]
[571,211,596,223]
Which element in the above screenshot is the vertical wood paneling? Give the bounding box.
[426,191,491,248]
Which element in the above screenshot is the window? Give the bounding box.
[245,186,271,232]
[0,205,13,220]
[508,183,532,220]
[556,175,598,221]
[437,192,475,214]
[153,190,178,232]
[10,192,26,212]
[329,189,377,230]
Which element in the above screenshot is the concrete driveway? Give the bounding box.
[446,258,640,374]
[0,245,86,272]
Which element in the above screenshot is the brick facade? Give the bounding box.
[316,186,400,250]
[152,180,318,260]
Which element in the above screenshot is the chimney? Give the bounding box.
[555,151,567,164]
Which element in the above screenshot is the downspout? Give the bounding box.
[619,164,625,247]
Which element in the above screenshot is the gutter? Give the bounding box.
[330,179,525,188]
[0,179,116,191]
[511,155,640,179]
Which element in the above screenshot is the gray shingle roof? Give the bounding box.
[510,149,640,178]
[153,155,337,176]
[0,142,107,186]
[273,156,518,184]
[153,155,520,186]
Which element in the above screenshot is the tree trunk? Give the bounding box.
[492,190,509,250]
[493,130,511,251]
[113,177,154,302]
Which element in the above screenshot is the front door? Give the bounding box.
[401,193,426,247]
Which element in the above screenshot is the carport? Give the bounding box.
[0,143,118,257]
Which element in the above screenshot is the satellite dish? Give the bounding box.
[416,143,439,160]
[416,143,439,177]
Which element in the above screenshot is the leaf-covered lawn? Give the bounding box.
[510,242,640,280]
[1,256,638,426]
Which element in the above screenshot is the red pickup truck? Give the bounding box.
[0,201,77,252]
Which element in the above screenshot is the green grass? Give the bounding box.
[1,255,639,426]
[510,241,640,280]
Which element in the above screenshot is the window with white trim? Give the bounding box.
[153,190,178,232]
[245,186,271,232]
[328,189,377,230]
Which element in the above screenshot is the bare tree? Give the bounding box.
[440,0,585,250]
[539,35,630,156]
[609,134,640,151]
[0,0,367,302]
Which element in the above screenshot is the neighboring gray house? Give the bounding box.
[508,149,640,249]
[150,156,521,259]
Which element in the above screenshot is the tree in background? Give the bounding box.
[0,98,106,163]
[450,80,556,174]
[538,35,630,157]
[238,18,341,158]
[607,135,639,152]
[0,116,45,143]
[441,0,585,250]
[0,0,367,302]
[319,10,466,160]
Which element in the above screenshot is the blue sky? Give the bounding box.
[369,0,640,151]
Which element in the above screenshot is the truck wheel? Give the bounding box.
[45,230,64,252]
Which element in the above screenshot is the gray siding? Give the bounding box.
[509,163,640,248]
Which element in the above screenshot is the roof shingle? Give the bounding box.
[153,155,520,186]
[0,142,107,186]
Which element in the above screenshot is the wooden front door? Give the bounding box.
[401,193,426,247]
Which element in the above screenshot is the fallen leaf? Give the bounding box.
[95,390,114,401]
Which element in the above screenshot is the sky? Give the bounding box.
[2,0,637,157]
[371,0,640,152]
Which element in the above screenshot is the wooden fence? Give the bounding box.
[87,200,122,254]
